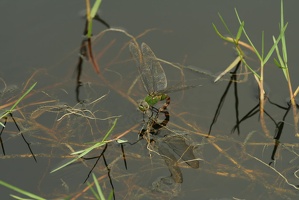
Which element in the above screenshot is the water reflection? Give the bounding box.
[151,129,200,186]
[152,176,181,197]
[2,9,299,199]
[137,109,200,194]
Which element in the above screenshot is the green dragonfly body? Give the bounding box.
[143,93,169,110]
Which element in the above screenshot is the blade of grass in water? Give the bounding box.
[51,118,118,173]
[90,0,102,18]
[0,180,45,200]
[86,173,105,200]
[0,82,37,127]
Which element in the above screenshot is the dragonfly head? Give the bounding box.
[137,100,150,112]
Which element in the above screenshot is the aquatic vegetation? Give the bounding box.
[1,0,299,199]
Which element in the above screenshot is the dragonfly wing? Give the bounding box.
[162,134,199,169]
[152,176,181,196]
[161,84,201,94]
[129,42,152,93]
[141,43,167,92]
[157,141,183,183]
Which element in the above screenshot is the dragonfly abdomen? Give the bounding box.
[152,110,170,131]
[159,95,170,112]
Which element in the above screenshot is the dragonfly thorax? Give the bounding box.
[145,93,168,107]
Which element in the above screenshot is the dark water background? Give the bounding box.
[1,0,299,199]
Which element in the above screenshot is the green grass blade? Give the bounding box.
[236,21,244,41]
[51,118,118,173]
[273,37,284,66]
[8,195,25,200]
[87,0,102,38]
[264,23,287,64]
[86,174,107,200]
[9,82,37,112]
[214,56,242,82]
[273,37,288,80]
[272,0,289,81]
[212,24,231,42]
[234,8,262,61]
[218,13,234,37]
[280,0,287,62]
[71,141,106,155]
[102,118,118,141]
[87,20,93,38]
[1,82,37,128]
[0,180,45,200]
[93,173,105,200]
[274,58,282,68]
[108,191,114,200]
[50,158,77,173]
[261,31,264,59]
[87,185,100,200]
[87,179,101,200]
[241,59,260,79]
[212,23,232,42]
[213,14,243,45]
[0,82,37,121]
[91,0,102,18]
[51,141,106,173]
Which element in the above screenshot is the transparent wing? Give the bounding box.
[160,84,201,95]
[159,130,199,169]
[129,42,152,93]
[152,176,181,196]
[141,43,167,92]
[156,141,183,183]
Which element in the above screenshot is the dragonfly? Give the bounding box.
[148,128,200,183]
[129,42,199,114]
[138,109,199,183]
